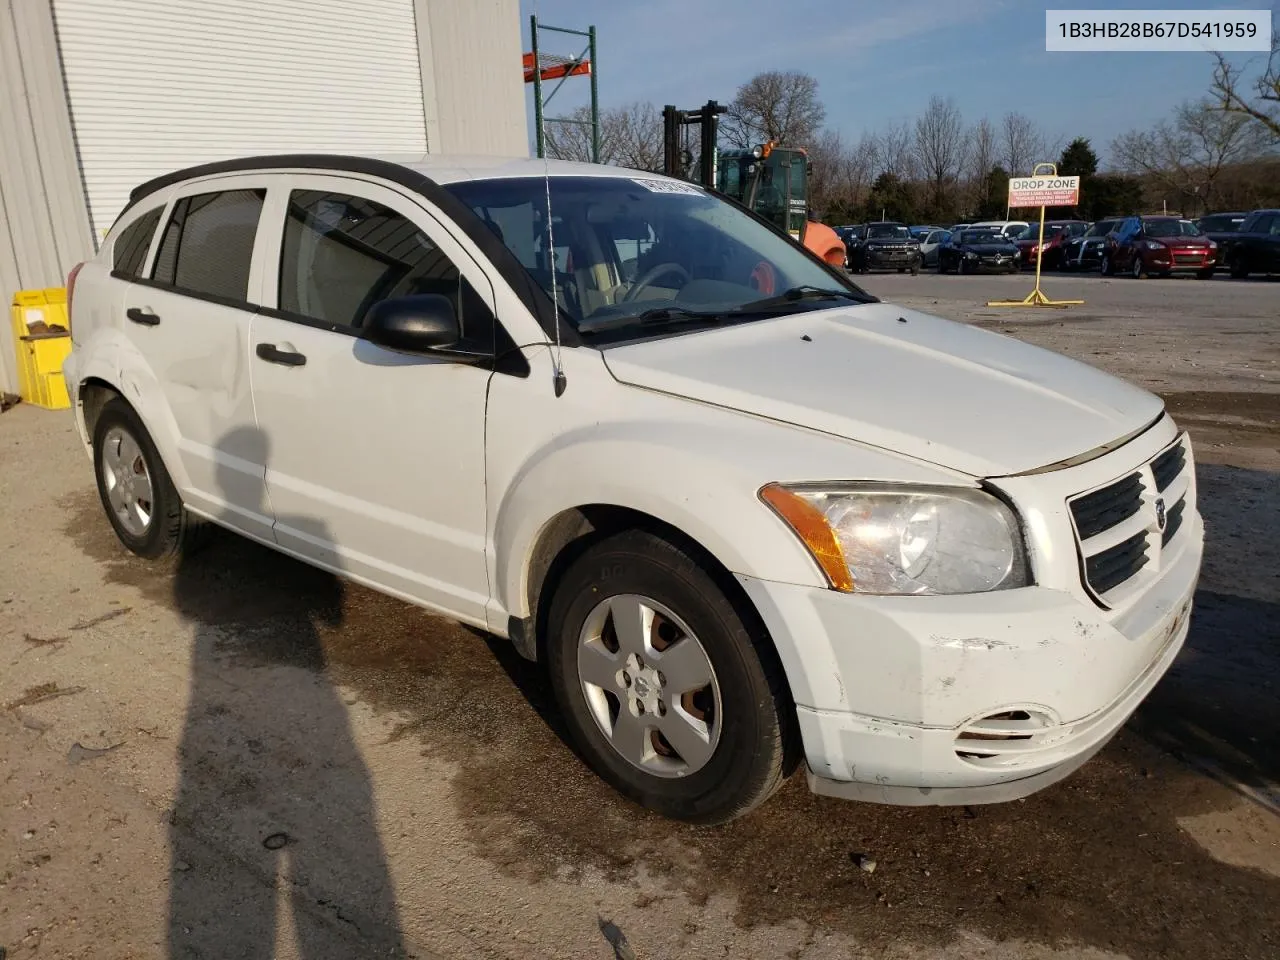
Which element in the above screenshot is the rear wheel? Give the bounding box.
[546,529,793,824]
[92,397,206,559]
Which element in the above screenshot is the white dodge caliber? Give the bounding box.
[63,154,1202,824]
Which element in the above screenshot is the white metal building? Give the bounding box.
[0,0,528,393]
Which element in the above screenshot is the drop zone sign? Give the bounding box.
[1008,175,1080,207]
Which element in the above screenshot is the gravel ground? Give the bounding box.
[2,272,1277,959]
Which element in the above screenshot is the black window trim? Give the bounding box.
[110,206,165,281]
[270,186,528,378]
[114,153,878,350]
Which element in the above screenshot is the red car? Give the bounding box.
[1101,216,1217,279]
[1011,220,1088,269]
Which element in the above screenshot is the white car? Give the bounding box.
[919,228,951,267]
[63,154,1203,824]
[971,220,1032,239]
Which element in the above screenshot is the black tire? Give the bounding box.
[959,258,971,275]
[545,529,794,825]
[1229,256,1248,279]
[1101,254,1113,276]
[910,262,920,276]
[896,267,905,273]
[93,397,207,560]
[1131,255,1145,279]
[937,257,949,274]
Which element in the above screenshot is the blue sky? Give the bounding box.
[518,0,1276,165]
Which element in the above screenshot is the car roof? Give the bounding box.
[124,152,685,212]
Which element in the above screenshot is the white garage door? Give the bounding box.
[52,0,429,240]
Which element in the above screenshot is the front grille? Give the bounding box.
[1070,473,1143,539]
[1086,531,1150,594]
[1067,434,1192,605]
[1151,444,1185,491]
[1162,497,1185,546]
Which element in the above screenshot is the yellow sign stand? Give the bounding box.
[988,162,1084,308]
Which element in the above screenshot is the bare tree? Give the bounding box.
[966,116,998,214]
[1111,99,1269,211]
[914,96,967,214]
[723,70,826,148]
[1000,112,1046,176]
[1211,37,1280,142]
[876,121,918,180]
[544,102,663,170]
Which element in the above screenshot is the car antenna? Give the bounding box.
[534,0,567,398]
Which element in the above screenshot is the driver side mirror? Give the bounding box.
[362,295,460,354]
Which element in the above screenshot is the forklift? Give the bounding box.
[661,101,846,267]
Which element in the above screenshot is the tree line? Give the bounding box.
[543,38,1280,225]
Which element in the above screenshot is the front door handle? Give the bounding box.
[256,343,307,366]
[126,307,161,326]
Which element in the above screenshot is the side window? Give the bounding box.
[152,189,265,302]
[278,190,494,350]
[1254,214,1277,235]
[112,208,162,278]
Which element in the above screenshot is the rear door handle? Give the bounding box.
[126,308,161,326]
[256,343,307,366]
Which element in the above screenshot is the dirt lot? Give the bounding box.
[2,271,1278,959]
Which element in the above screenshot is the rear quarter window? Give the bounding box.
[111,208,163,278]
[152,189,265,303]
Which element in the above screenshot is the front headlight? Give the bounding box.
[1143,240,1166,251]
[964,251,978,259]
[760,484,1030,595]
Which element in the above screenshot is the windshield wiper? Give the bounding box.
[577,305,727,336]
[732,285,859,313]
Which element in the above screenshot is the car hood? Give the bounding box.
[601,303,1164,477]
[961,243,1018,254]
[1151,236,1212,248]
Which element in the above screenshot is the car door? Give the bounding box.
[1111,217,1139,268]
[247,175,499,623]
[1261,215,1280,271]
[122,177,275,540]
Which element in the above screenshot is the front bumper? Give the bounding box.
[737,424,1204,806]
[1144,251,1216,273]
[863,248,921,270]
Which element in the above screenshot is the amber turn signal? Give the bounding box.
[759,484,855,592]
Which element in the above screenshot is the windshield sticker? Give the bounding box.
[630,178,704,196]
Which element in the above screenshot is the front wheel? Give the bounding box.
[1131,255,1145,279]
[1229,256,1249,279]
[1101,254,1113,276]
[546,530,794,824]
[910,262,920,276]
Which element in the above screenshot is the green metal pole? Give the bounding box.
[588,25,600,163]
[531,15,544,159]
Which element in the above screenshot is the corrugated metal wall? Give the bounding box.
[0,0,94,395]
[52,0,432,239]
[415,0,528,157]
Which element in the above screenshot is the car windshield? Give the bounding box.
[1199,216,1244,232]
[445,175,870,339]
[868,224,910,239]
[1085,221,1116,237]
[1144,219,1201,238]
[959,230,1004,244]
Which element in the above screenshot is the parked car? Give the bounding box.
[919,228,951,267]
[909,224,943,240]
[1223,209,1280,278]
[845,221,922,274]
[970,220,1030,240]
[937,228,1021,273]
[1101,216,1217,279]
[1010,221,1090,270]
[64,152,1202,825]
[1195,211,1248,271]
[1060,219,1122,271]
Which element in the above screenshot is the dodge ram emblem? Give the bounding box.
[1155,497,1166,531]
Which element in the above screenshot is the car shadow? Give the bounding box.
[1130,460,1280,811]
[63,452,1280,960]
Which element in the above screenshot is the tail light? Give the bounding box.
[66,262,84,334]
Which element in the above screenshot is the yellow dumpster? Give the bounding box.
[9,288,72,410]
